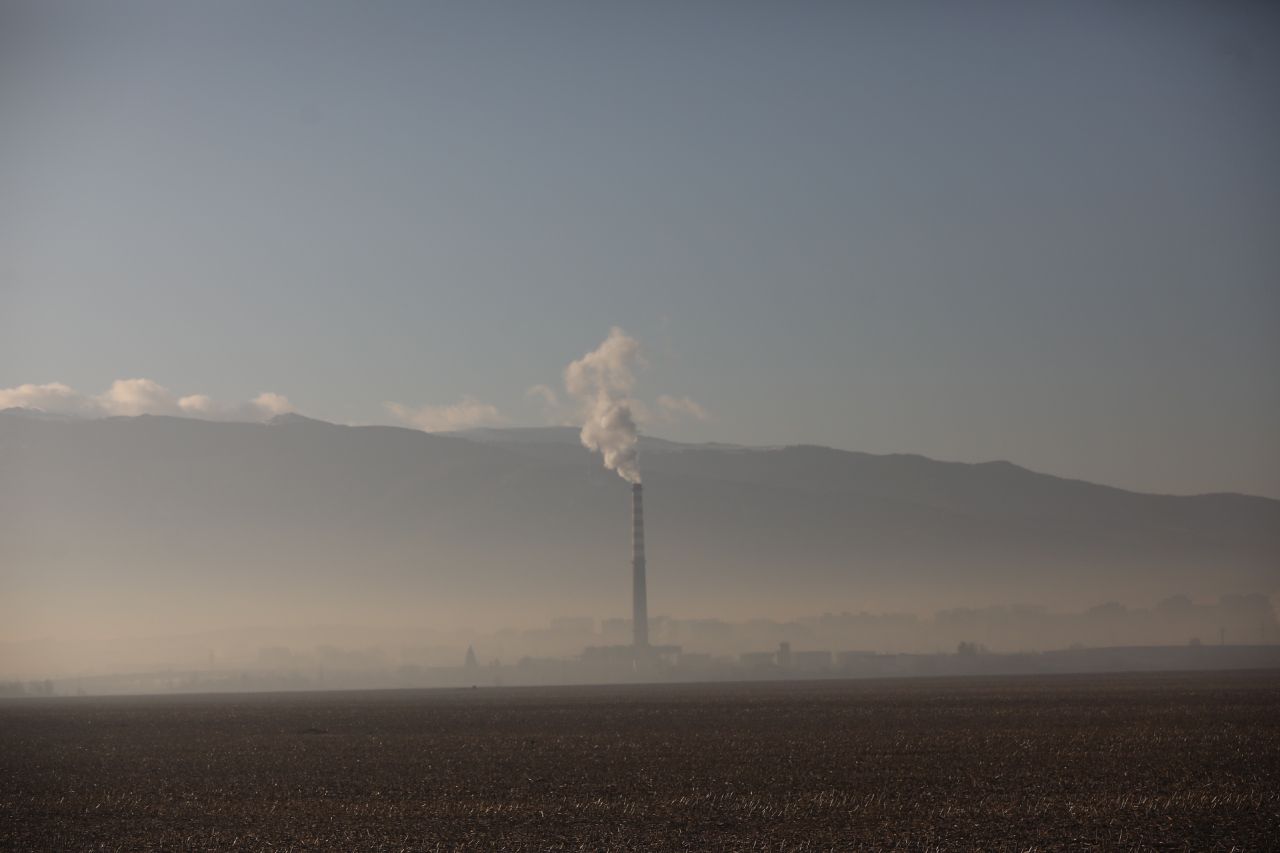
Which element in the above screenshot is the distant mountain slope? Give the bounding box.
[1,411,1276,638]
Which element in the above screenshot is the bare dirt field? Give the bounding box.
[2,671,1278,851]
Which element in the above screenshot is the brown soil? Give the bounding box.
[2,671,1277,850]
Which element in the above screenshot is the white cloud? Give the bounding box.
[385,396,505,432]
[176,390,295,421]
[525,384,559,409]
[657,394,710,422]
[525,384,567,422]
[0,379,295,423]
[0,382,91,415]
[96,378,181,416]
[178,394,215,415]
[250,392,294,417]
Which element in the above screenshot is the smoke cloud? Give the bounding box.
[385,396,505,432]
[0,380,295,422]
[564,327,644,483]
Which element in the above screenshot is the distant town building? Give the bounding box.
[550,617,595,635]
[740,651,776,670]
[601,618,630,645]
[790,650,832,672]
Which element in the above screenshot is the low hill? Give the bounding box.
[1,410,1275,639]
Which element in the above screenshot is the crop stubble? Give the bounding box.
[2,671,1278,850]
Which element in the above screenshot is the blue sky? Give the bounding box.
[2,1,1278,497]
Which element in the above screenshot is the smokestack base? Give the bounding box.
[632,482,648,648]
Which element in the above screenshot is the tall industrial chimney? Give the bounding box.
[632,482,649,648]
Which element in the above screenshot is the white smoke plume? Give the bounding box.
[564,327,644,483]
[0,379,295,422]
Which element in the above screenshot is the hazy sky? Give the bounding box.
[2,1,1278,498]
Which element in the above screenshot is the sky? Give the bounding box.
[2,0,1278,498]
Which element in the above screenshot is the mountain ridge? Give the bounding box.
[2,410,1275,640]
[3,407,1272,503]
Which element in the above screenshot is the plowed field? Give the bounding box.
[3,671,1277,850]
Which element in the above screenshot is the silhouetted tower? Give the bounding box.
[632,482,649,648]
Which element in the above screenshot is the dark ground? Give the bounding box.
[2,671,1278,851]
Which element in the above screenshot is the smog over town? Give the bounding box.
[3,1,1278,849]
